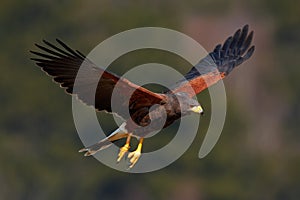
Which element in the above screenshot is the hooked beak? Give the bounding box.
[190,105,204,115]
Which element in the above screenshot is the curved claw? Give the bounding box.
[128,150,141,169]
[127,138,144,169]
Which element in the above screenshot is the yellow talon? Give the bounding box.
[128,138,144,169]
[117,133,132,162]
[117,143,130,162]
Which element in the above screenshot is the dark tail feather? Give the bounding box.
[79,131,128,156]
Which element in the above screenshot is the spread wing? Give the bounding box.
[30,39,166,119]
[170,25,255,96]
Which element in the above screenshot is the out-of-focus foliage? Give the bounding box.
[0,0,299,199]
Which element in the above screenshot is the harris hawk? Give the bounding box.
[31,25,255,168]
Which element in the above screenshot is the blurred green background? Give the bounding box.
[1,0,300,199]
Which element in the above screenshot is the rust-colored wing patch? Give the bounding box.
[171,69,225,97]
[168,24,254,97]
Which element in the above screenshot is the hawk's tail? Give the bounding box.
[79,124,128,156]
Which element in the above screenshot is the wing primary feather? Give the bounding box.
[241,31,253,55]
[30,50,59,60]
[55,39,81,58]
[237,25,249,48]
[214,44,222,53]
[222,36,233,54]
[76,50,86,59]
[34,43,64,58]
[230,29,241,49]
[42,40,75,58]
[243,46,255,60]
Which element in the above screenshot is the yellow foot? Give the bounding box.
[117,133,132,163]
[117,143,130,162]
[128,138,144,169]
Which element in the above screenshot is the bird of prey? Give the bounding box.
[31,25,254,168]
